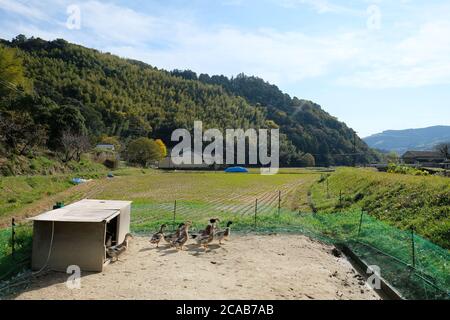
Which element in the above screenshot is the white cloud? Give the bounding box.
[78,1,167,45]
[1,0,450,90]
[277,0,361,15]
[106,18,450,89]
[103,27,363,85]
[337,21,450,88]
[0,0,48,20]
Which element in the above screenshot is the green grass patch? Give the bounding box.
[0,223,32,281]
[310,167,450,249]
[0,175,73,219]
[0,159,108,221]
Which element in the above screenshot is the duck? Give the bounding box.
[194,220,217,252]
[164,223,185,244]
[123,233,133,248]
[190,218,219,239]
[214,221,233,244]
[150,224,167,247]
[105,231,113,247]
[106,233,133,261]
[172,221,192,250]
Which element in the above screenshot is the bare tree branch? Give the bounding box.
[59,131,91,162]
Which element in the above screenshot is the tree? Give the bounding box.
[0,111,47,156]
[59,131,91,162]
[297,153,315,167]
[123,114,152,139]
[435,142,450,159]
[0,36,380,167]
[155,139,167,158]
[127,137,163,167]
[171,69,198,80]
[11,34,27,45]
[0,46,28,97]
[386,151,400,164]
[49,105,87,148]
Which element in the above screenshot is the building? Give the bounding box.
[29,199,132,272]
[95,144,115,152]
[401,151,446,165]
[94,144,120,168]
[158,150,215,170]
[443,160,450,170]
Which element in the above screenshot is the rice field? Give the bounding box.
[1,168,449,299]
[88,168,321,233]
[0,168,321,282]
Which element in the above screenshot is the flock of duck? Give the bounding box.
[150,219,233,252]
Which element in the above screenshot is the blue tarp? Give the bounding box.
[224,166,249,173]
[71,177,90,185]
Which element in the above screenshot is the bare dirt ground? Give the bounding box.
[10,234,379,300]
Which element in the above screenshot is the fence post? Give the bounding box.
[326,178,330,199]
[173,200,177,228]
[278,190,281,216]
[339,190,342,207]
[357,211,364,237]
[254,198,258,229]
[11,218,16,258]
[411,227,416,269]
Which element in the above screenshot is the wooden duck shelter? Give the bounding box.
[29,199,132,272]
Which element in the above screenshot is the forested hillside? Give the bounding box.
[0,35,379,169]
[173,71,378,165]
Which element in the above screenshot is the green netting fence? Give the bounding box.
[1,196,449,300]
[130,200,449,300]
[0,220,33,282]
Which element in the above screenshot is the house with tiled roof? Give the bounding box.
[401,151,446,164]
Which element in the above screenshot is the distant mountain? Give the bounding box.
[364,126,450,154]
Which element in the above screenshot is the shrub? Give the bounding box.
[155,139,167,158]
[387,164,429,176]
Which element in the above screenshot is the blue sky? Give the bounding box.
[1,0,449,137]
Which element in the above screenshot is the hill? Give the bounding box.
[0,35,379,168]
[172,71,378,166]
[364,126,450,154]
[310,167,450,249]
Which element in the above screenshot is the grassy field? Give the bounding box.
[0,167,449,298]
[0,170,108,227]
[0,175,73,219]
[0,167,320,243]
[0,168,320,224]
[83,168,321,233]
[0,168,321,281]
[2,166,449,245]
[310,167,450,249]
[94,168,316,206]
